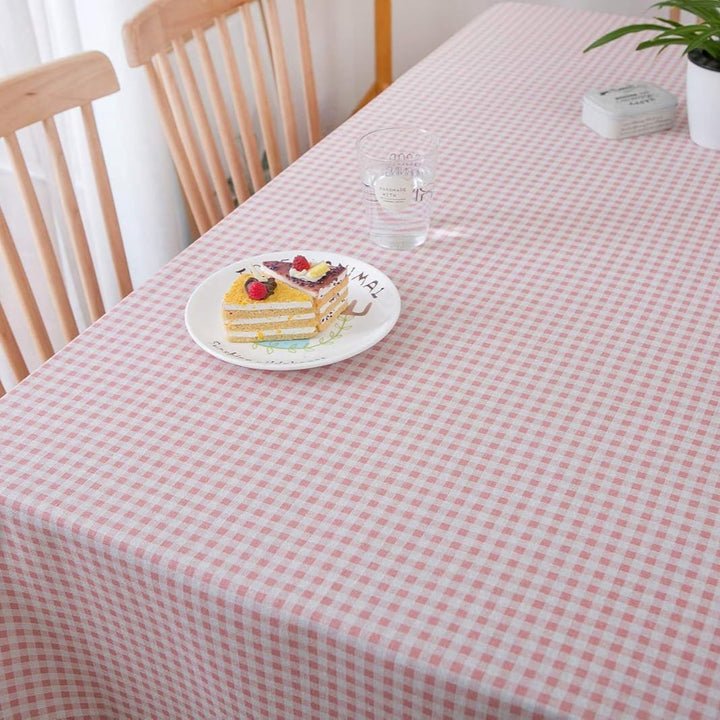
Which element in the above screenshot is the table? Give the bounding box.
[3,3,720,719]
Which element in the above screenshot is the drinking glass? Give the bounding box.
[357,126,439,250]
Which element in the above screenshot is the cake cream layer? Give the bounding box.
[223,307,315,321]
[224,313,315,326]
[226,317,316,331]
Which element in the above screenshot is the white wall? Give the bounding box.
[313,0,653,132]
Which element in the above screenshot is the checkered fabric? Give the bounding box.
[2,3,720,718]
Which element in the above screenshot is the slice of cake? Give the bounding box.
[221,256,348,343]
[222,267,316,342]
[262,255,348,333]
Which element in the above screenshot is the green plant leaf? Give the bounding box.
[687,26,720,56]
[583,23,673,52]
[636,36,693,51]
[654,0,720,24]
[584,0,720,57]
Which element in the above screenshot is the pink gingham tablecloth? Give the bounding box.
[2,3,720,719]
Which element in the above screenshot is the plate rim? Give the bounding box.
[184,250,401,370]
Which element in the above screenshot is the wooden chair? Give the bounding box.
[0,52,132,397]
[668,8,702,23]
[354,0,392,112]
[122,0,322,235]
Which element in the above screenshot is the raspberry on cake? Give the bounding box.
[262,256,348,333]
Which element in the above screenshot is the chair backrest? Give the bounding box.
[666,7,702,21]
[0,51,132,397]
[354,0,392,112]
[122,0,322,235]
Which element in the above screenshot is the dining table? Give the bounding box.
[2,3,720,719]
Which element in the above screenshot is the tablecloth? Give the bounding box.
[2,3,720,719]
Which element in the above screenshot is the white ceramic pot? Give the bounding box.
[686,49,720,150]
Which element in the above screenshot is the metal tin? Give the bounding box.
[582,81,677,139]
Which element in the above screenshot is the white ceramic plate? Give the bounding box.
[185,251,401,370]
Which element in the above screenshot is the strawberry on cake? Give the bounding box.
[221,256,348,343]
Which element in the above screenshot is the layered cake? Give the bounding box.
[263,255,348,333]
[221,255,348,342]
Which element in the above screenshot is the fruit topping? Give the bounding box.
[246,280,269,300]
[306,261,330,280]
[293,255,311,271]
[244,272,276,300]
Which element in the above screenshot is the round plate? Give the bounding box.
[185,251,401,370]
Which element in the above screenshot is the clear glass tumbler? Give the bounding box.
[357,126,439,250]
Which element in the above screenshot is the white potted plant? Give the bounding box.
[584,0,720,149]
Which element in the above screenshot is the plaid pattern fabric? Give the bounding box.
[2,4,719,719]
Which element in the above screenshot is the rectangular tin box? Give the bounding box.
[582,81,677,139]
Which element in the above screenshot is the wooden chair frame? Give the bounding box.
[123,0,322,235]
[0,51,132,396]
[354,0,392,112]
